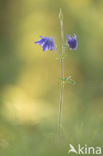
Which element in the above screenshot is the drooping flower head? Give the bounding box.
[34,36,55,52]
[66,34,77,50]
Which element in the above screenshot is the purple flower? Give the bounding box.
[66,34,77,50]
[34,36,55,52]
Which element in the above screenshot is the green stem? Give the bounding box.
[58,8,65,136]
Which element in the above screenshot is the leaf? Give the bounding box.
[58,77,65,82]
[67,79,76,85]
[59,55,65,60]
[64,75,71,81]
[58,76,76,85]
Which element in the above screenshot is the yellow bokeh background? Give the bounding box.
[0,0,103,155]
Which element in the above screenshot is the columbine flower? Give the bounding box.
[34,36,55,52]
[66,34,77,50]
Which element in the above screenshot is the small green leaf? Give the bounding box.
[58,76,76,85]
[64,75,71,81]
[68,79,76,85]
[58,77,65,82]
[59,55,65,60]
[58,77,64,81]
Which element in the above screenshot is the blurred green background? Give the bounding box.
[0,0,103,155]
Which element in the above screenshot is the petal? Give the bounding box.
[69,40,77,50]
[43,41,49,51]
[50,38,55,51]
[34,38,46,46]
[66,34,71,41]
[72,34,77,39]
